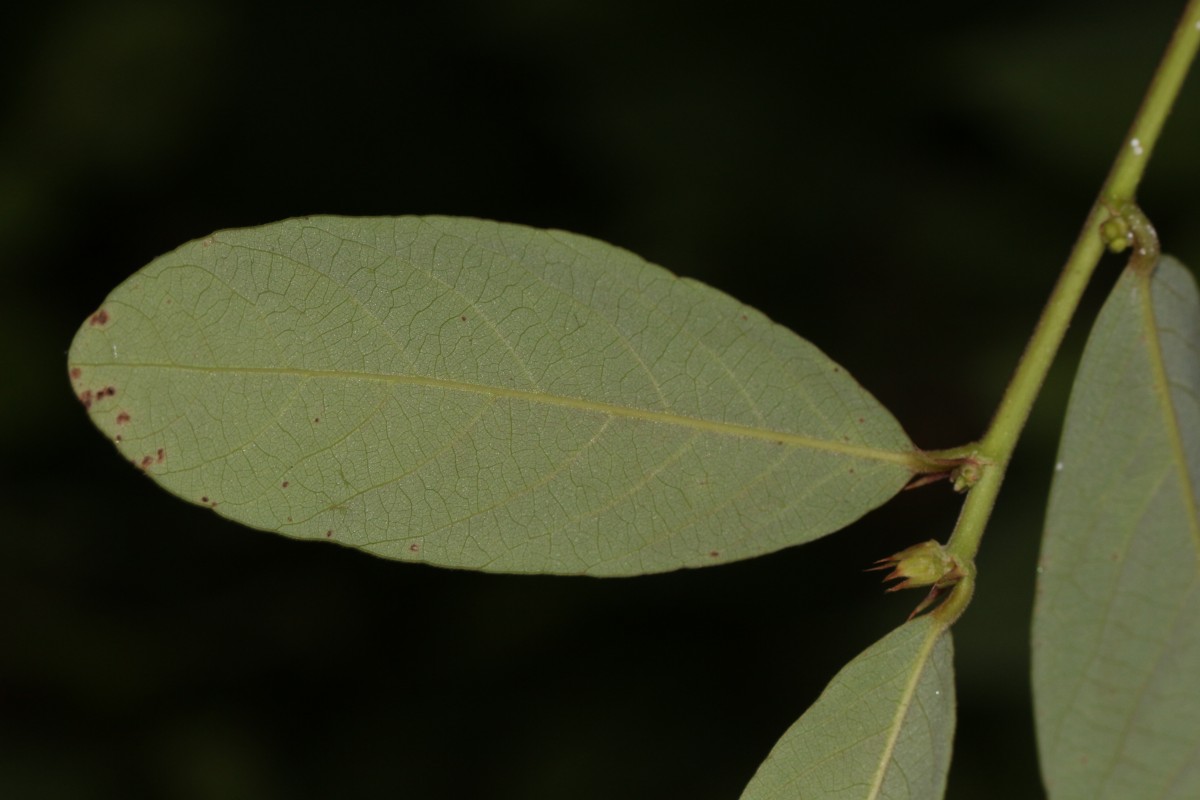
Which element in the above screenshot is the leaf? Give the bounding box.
[1033,257,1200,799]
[67,216,918,575]
[740,615,955,800]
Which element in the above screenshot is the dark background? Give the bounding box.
[4,0,1199,798]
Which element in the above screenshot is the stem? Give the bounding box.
[938,0,1200,619]
[1105,0,1200,205]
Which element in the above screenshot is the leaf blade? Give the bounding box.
[68,216,917,575]
[740,616,955,800]
[1033,257,1200,799]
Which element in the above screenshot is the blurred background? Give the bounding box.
[4,0,1199,797]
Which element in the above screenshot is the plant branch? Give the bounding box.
[936,0,1200,623]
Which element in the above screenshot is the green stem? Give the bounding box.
[936,0,1200,624]
[1105,0,1200,204]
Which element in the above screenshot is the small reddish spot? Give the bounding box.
[740,314,748,321]
[201,496,209,503]
[281,481,289,488]
[313,417,320,423]
[79,390,94,408]
[140,455,154,468]
[325,529,333,538]
[832,366,841,373]
[70,367,82,380]
[709,550,720,558]
[94,386,116,399]
[116,411,131,425]
[857,417,865,424]
[114,434,122,442]
[460,315,467,322]
[89,309,110,326]
[409,543,420,553]
[286,516,293,522]
[156,448,164,464]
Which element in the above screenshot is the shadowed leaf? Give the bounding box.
[1033,257,1200,799]
[740,615,955,800]
[68,216,918,575]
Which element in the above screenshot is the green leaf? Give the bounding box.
[740,615,955,800]
[1033,257,1200,799]
[67,216,917,575]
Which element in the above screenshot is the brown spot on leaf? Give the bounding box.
[281,481,289,488]
[156,448,164,464]
[140,455,154,468]
[313,417,320,423]
[89,309,110,326]
[460,315,467,322]
[70,367,82,380]
[709,550,720,558]
[79,390,94,409]
[114,435,122,443]
[325,529,333,538]
[409,543,420,553]
[95,386,116,399]
[116,412,131,425]
[201,496,209,503]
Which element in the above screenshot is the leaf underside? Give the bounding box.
[68,216,916,575]
[740,615,955,800]
[1033,257,1200,799]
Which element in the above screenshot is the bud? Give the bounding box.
[951,460,983,493]
[867,540,963,618]
[1101,216,1133,253]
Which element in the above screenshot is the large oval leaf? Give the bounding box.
[1033,257,1200,798]
[67,216,918,575]
[740,615,955,800]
